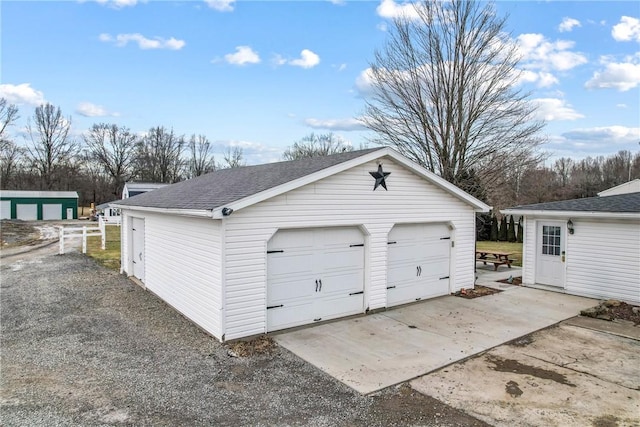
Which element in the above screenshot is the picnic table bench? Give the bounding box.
[476,250,517,271]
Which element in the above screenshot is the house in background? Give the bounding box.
[122,182,168,199]
[96,202,121,224]
[113,148,490,341]
[0,191,78,220]
[502,184,639,305]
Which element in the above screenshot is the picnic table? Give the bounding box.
[476,250,517,271]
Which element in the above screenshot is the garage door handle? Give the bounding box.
[349,291,364,296]
[267,304,284,310]
[387,285,396,289]
[315,280,319,292]
[439,276,450,280]
[416,266,422,276]
[318,279,322,291]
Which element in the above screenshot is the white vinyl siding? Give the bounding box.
[42,204,62,220]
[522,217,536,285]
[121,211,224,339]
[223,159,476,340]
[565,220,640,304]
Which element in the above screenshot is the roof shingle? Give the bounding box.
[116,148,384,210]
[507,192,640,213]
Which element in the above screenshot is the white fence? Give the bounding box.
[59,221,105,255]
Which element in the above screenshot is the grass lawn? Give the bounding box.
[87,225,121,271]
[475,241,523,267]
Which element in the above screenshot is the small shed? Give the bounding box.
[96,202,121,224]
[502,189,640,304]
[0,191,78,220]
[113,148,490,341]
[122,182,168,199]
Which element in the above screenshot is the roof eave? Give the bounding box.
[111,203,213,218]
[500,209,640,219]
[211,147,491,218]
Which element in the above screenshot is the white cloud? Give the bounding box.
[0,83,45,105]
[328,0,346,5]
[612,16,640,42]
[558,17,581,32]
[93,0,139,9]
[205,0,235,12]
[531,98,584,121]
[354,68,375,96]
[336,63,347,72]
[516,33,588,71]
[289,49,320,69]
[561,126,640,148]
[213,139,282,165]
[376,22,388,32]
[616,103,627,108]
[223,46,260,65]
[585,59,640,91]
[99,33,185,50]
[517,70,559,88]
[304,118,365,131]
[376,0,419,20]
[76,102,118,117]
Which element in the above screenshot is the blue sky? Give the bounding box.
[2,0,639,165]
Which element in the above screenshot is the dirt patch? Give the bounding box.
[486,355,576,387]
[497,276,523,286]
[581,300,640,325]
[225,335,278,357]
[0,220,40,247]
[454,285,502,299]
[592,414,620,427]
[508,334,535,347]
[371,384,491,426]
[505,380,523,398]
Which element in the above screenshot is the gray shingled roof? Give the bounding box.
[116,148,384,210]
[506,192,640,213]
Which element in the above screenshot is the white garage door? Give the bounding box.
[1,200,10,219]
[16,204,37,221]
[42,204,62,220]
[387,223,451,307]
[267,227,365,331]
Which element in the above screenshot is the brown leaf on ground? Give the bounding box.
[225,335,277,357]
[454,285,502,299]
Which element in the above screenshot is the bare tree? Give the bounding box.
[283,132,353,160]
[84,123,138,197]
[133,126,185,183]
[362,0,545,196]
[0,98,21,188]
[220,146,245,169]
[187,134,216,178]
[25,103,78,190]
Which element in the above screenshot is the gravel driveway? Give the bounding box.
[1,247,487,426]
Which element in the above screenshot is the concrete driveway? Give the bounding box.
[274,283,597,394]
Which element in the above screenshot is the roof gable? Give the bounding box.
[114,147,490,216]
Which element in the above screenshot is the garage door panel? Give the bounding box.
[267,227,364,332]
[268,252,313,277]
[387,223,451,307]
[1,201,10,219]
[16,204,37,221]
[42,204,62,220]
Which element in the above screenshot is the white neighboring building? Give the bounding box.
[96,202,121,225]
[122,182,169,199]
[113,148,490,341]
[502,185,640,305]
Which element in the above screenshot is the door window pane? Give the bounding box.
[542,226,561,256]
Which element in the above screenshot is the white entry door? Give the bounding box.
[131,217,145,282]
[267,227,364,331]
[66,208,74,219]
[536,222,565,287]
[387,223,451,307]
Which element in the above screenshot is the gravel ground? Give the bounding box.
[1,247,488,427]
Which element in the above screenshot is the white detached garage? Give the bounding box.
[114,148,489,341]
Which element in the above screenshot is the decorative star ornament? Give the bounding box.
[369,164,391,191]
